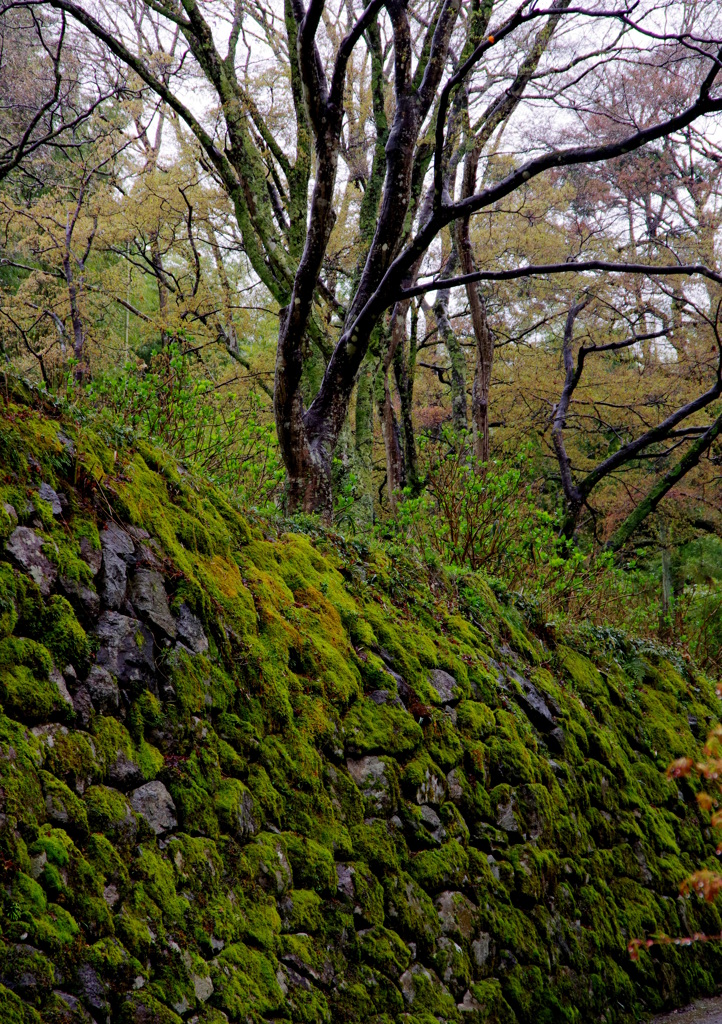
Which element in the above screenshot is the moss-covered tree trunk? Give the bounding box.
[354,356,375,529]
[375,320,405,511]
[394,301,422,494]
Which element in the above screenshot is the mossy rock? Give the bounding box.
[0,637,69,721]
[35,596,91,671]
[343,699,423,757]
[38,771,89,838]
[0,563,20,637]
[383,871,441,956]
[410,839,469,893]
[337,860,385,926]
[463,980,517,1023]
[241,832,293,894]
[357,924,411,977]
[456,700,496,740]
[0,985,43,1024]
[83,785,138,844]
[283,832,336,895]
[118,990,183,1024]
[279,888,324,933]
[210,942,285,1019]
[214,778,260,840]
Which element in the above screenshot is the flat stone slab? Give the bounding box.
[94,611,155,686]
[131,568,176,638]
[129,780,177,834]
[37,482,63,515]
[100,522,135,609]
[428,669,460,705]
[176,602,208,653]
[6,526,57,595]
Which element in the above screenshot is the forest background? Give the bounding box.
[1,0,722,673]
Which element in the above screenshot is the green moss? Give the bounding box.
[283,832,336,894]
[170,649,236,716]
[410,838,469,892]
[456,700,496,740]
[0,716,45,825]
[246,762,285,824]
[357,925,411,976]
[0,985,43,1024]
[211,942,285,1019]
[36,595,91,670]
[557,646,606,698]
[336,860,384,926]
[398,963,458,1017]
[119,991,183,1024]
[425,712,465,770]
[0,563,20,637]
[83,785,136,842]
[9,870,79,950]
[383,871,441,956]
[42,528,95,589]
[38,770,89,837]
[280,888,324,932]
[214,777,260,839]
[343,699,423,757]
[0,637,68,721]
[239,832,293,894]
[137,740,163,780]
[91,718,138,777]
[1,396,722,1022]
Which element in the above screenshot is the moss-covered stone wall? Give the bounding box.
[0,390,721,1024]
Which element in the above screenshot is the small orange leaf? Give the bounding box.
[667,757,693,779]
[697,792,714,812]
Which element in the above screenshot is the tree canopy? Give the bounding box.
[2,0,722,662]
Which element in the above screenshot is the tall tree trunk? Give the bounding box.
[150,231,169,348]
[470,295,493,463]
[375,315,405,510]
[64,253,85,372]
[394,300,421,494]
[551,301,588,538]
[63,211,89,382]
[354,356,374,529]
[207,224,239,356]
[433,248,467,433]
[457,217,492,461]
[659,522,673,635]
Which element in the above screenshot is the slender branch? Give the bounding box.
[328,0,385,111]
[400,260,722,301]
[580,378,722,500]
[606,408,722,553]
[433,1,532,208]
